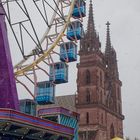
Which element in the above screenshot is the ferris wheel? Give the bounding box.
[1,0,86,105]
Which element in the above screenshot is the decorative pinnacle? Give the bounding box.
[90,0,92,4]
[106,21,110,27]
[106,21,111,51]
[87,0,96,35]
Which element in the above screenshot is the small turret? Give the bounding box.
[105,21,112,60]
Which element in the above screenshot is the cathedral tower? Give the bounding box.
[76,1,124,140]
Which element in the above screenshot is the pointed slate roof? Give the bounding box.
[38,95,76,112]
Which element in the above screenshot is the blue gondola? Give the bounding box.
[72,0,86,18]
[67,21,84,40]
[35,81,55,105]
[60,42,77,62]
[49,62,68,84]
[20,99,36,116]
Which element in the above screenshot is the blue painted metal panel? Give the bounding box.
[38,107,79,140]
[35,81,55,105]
[20,99,36,116]
[67,21,84,40]
[49,62,68,84]
[60,42,77,62]
[60,114,78,140]
[72,0,86,18]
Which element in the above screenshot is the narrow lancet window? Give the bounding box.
[86,70,90,84]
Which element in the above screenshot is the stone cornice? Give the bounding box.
[76,103,124,120]
[77,61,106,71]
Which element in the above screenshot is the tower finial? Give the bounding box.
[105,21,112,56]
[90,0,92,4]
[106,21,110,27]
[106,21,111,47]
[87,0,95,35]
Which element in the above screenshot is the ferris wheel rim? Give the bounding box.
[13,0,61,69]
[14,0,76,76]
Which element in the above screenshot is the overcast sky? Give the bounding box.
[7,0,140,139]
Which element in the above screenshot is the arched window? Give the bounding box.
[100,71,103,86]
[86,70,90,84]
[101,113,104,124]
[109,97,114,110]
[86,89,90,103]
[86,112,89,124]
[100,91,102,103]
[110,124,115,139]
[118,104,121,114]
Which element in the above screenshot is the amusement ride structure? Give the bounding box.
[0,0,86,139]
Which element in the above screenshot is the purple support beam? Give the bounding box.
[0,4,19,110]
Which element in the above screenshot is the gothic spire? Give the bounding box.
[105,22,119,79]
[105,21,112,57]
[86,0,96,37]
[80,0,101,52]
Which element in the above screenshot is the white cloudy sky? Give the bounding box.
[7,0,140,139]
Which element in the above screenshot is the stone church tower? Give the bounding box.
[76,0,124,139]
